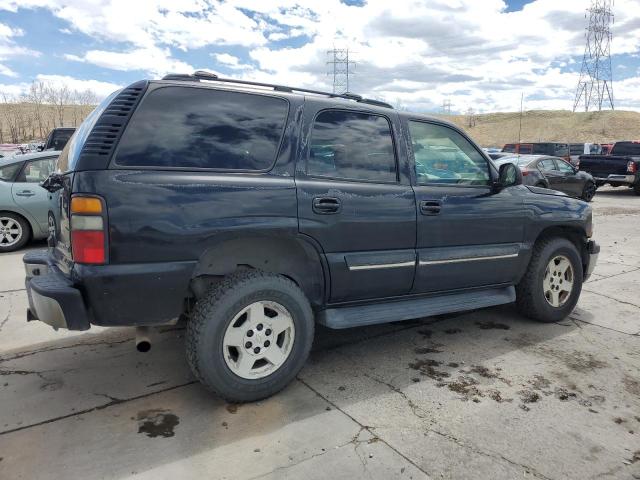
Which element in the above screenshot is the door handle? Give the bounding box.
[15,190,35,197]
[420,200,442,215]
[312,197,341,214]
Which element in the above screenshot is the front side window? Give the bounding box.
[409,121,490,186]
[308,110,397,183]
[0,162,22,182]
[115,87,289,170]
[17,157,57,183]
[556,160,574,173]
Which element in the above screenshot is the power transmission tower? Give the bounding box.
[327,48,354,94]
[441,99,452,114]
[573,0,614,112]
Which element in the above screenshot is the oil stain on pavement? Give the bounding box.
[137,409,180,438]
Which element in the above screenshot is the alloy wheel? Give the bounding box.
[542,255,574,307]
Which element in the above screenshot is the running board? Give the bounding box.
[316,286,515,329]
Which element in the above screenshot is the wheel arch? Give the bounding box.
[191,235,327,306]
[532,225,589,274]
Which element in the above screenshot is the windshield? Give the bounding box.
[57,89,121,172]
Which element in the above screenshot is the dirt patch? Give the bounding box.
[631,451,640,464]
[623,375,640,396]
[444,328,462,334]
[476,321,510,330]
[559,351,608,373]
[226,404,238,414]
[518,390,541,404]
[613,417,626,424]
[529,375,552,391]
[447,375,483,400]
[414,345,444,354]
[487,389,512,403]
[447,362,460,368]
[409,359,450,380]
[555,387,578,401]
[417,329,433,338]
[137,409,180,438]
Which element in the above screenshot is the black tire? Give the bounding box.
[186,270,314,402]
[0,212,30,252]
[516,237,583,323]
[633,184,640,196]
[581,181,596,202]
[535,182,547,188]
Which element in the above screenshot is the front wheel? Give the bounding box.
[581,181,596,202]
[516,238,583,323]
[186,270,314,402]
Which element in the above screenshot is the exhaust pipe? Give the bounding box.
[136,327,151,353]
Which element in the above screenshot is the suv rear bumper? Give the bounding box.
[24,250,91,331]
[24,250,196,330]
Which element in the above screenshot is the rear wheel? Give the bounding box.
[186,270,314,402]
[535,181,547,188]
[0,213,30,252]
[516,237,583,323]
[581,181,596,202]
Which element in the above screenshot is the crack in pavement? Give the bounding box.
[570,315,640,337]
[0,288,26,294]
[0,338,133,363]
[296,376,433,479]
[0,380,196,436]
[587,266,640,284]
[582,288,640,310]
[350,371,555,480]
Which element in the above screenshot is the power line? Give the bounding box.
[327,48,355,94]
[573,0,614,112]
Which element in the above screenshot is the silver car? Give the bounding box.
[0,151,58,252]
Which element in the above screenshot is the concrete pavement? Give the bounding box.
[0,187,639,479]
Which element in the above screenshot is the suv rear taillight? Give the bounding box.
[70,195,107,264]
[628,161,638,174]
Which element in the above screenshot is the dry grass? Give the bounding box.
[437,109,640,147]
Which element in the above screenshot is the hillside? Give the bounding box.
[439,110,640,148]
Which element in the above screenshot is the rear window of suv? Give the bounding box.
[114,87,289,171]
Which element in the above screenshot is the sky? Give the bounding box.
[0,0,638,113]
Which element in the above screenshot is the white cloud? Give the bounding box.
[0,21,40,77]
[35,74,122,98]
[1,0,640,110]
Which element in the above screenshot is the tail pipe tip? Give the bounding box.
[135,327,151,353]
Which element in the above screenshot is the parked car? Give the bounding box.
[41,127,75,151]
[502,142,570,161]
[0,151,58,251]
[569,143,601,166]
[24,72,599,402]
[578,141,640,195]
[487,152,512,161]
[494,155,597,202]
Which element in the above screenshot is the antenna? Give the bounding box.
[573,0,614,112]
[327,48,355,95]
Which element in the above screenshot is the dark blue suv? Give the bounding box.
[24,72,599,402]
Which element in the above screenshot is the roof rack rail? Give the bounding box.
[160,71,394,109]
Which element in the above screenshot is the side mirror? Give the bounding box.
[494,163,523,192]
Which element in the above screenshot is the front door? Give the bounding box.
[296,106,416,303]
[406,119,526,294]
[11,156,57,232]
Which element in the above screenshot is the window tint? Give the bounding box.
[539,159,557,172]
[115,87,289,170]
[308,110,397,182]
[0,162,21,182]
[409,121,490,186]
[611,142,640,156]
[17,157,57,183]
[519,144,533,154]
[503,144,516,153]
[556,160,574,173]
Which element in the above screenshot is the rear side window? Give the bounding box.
[612,142,640,156]
[115,87,289,170]
[539,159,557,171]
[519,144,533,154]
[308,110,397,183]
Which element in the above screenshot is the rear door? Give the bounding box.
[11,156,56,231]
[296,104,416,303]
[407,119,526,294]
[538,157,563,189]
